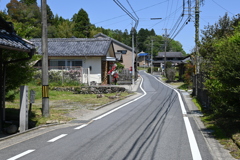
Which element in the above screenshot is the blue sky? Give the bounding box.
[0,0,239,54]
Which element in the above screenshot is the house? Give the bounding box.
[153,52,185,69]
[31,38,116,84]
[94,33,135,69]
[137,51,150,67]
[0,16,35,131]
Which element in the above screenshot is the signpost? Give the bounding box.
[19,86,28,132]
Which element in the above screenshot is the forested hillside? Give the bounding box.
[0,0,186,56]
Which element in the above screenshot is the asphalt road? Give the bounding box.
[1,71,214,160]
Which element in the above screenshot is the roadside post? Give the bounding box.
[19,86,28,132]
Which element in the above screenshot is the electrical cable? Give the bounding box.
[113,0,139,29]
[126,0,139,28]
[211,0,234,16]
[170,15,191,40]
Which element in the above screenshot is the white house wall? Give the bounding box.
[83,57,102,84]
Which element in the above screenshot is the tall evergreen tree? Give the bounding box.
[19,0,37,5]
[72,8,91,38]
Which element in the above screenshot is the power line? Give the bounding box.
[94,0,167,26]
[113,0,139,29]
[212,0,235,16]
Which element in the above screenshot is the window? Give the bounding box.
[117,50,127,54]
[50,59,82,69]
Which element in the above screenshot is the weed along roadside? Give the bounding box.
[2,84,133,137]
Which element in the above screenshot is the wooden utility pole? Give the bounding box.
[163,28,170,75]
[41,0,49,117]
[194,0,200,96]
[0,49,3,131]
[131,27,135,86]
[151,39,153,74]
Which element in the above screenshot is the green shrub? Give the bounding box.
[166,68,176,82]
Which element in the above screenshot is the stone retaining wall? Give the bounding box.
[50,86,127,94]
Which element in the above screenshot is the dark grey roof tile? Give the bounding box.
[156,52,184,57]
[31,38,112,57]
[0,30,35,51]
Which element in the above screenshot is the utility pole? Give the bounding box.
[0,49,3,132]
[41,0,49,117]
[163,28,170,75]
[131,27,135,86]
[151,39,153,74]
[194,0,200,96]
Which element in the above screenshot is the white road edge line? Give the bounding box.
[7,149,35,160]
[93,76,146,121]
[47,134,67,142]
[152,75,202,160]
[74,124,88,130]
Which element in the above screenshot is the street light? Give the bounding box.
[150,18,162,20]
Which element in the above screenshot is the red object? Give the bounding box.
[108,64,117,74]
[113,72,119,79]
[129,66,132,71]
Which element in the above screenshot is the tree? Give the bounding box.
[2,49,40,101]
[199,13,240,118]
[19,0,37,5]
[204,25,240,118]
[6,0,41,38]
[137,28,151,52]
[72,8,91,38]
[200,13,233,58]
[169,40,186,55]
[56,21,75,38]
[46,4,54,25]
[143,35,164,56]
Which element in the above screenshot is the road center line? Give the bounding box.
[7,149,35,160]
[47,134,67,142]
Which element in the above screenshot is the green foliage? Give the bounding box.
[203,23,240,118]
[56,21,75,38]
[147,67,160,73]
[116,62,124,70]
[72,8,91,38]
[183,63,194,86]
[169,40,187,55]
[165,68,176,82]
[2,50,40,101]
[165,61,172,69]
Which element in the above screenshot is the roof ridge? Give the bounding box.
[31,37,111,42]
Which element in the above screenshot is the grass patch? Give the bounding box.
[192,97,240,159]
[178,83,190,90]
[5,83,132,128]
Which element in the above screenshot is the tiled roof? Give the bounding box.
[156,52,184,58]
[0,30,35,52]
[94,33,133,51]
[0,16,35,52]
[31,38,112,57]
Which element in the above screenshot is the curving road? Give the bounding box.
[1,71,213,160]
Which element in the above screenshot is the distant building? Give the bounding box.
[153,52,185,69]
[137,51,150,67]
